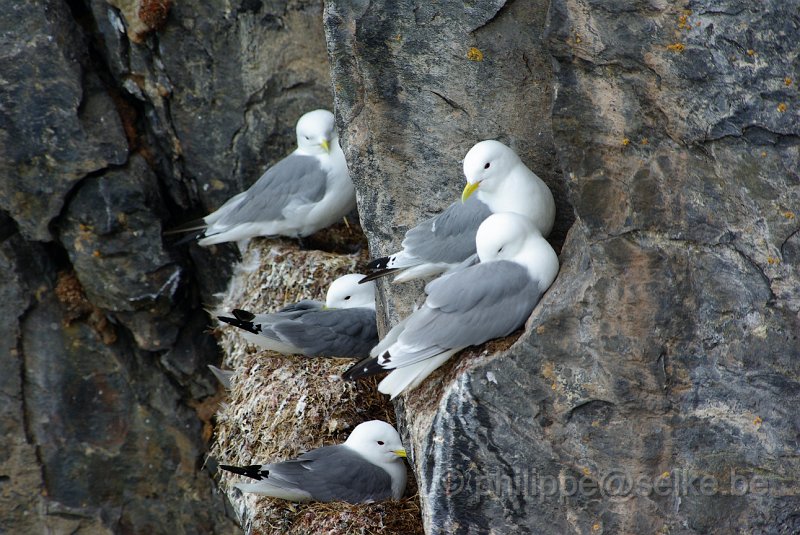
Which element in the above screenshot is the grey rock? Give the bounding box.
[326,0,800,533]
[1,0,335,533]
[0,0,128,242]
[59,154,184,351]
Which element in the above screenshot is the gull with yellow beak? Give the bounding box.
[170,109,354,246]
[347,212,559,398]
[217,274,378,358]
[220,420,408,502]
[362,140,554,283]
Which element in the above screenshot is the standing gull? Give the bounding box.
[172,109,354,246]
[362,140,554,283]
[220,420,407,503]
[217,274,378,358]
[345,212,559,398]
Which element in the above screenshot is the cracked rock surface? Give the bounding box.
[325,0,800,533]
[1,0,331,532]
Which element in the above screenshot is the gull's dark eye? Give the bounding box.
[377,440,384,445]
[344,295,351,300]
[484,162,490,169]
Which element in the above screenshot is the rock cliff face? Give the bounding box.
[1,0,331,532]
[325,0,800,533]
[2,0,798,533]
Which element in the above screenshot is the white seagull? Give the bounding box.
[217,274,377,358]
[219,420,407,503]
[362,140,554,283]
[172,109,354,246]
[346,212,559,398]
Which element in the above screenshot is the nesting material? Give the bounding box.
[210,236,422,534]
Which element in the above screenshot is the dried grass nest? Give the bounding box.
[208,228,423,534]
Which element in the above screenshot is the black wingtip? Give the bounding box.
[168,229,205,246]
[219,464,267,480]
[359,268,401,284]
[366,256,390,270]
[342,354,389,381]
[218,315,261,335]
[232,308,256,321]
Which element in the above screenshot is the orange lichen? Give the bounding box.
[92,250,102,258]
[592,523,602,532]
[753,416,763,427]
[767,256,780,265]
[621,137,631,146]
[678,14,690,29]
[466,47,484,62]
[746,49,756,57]
[666,43,685,52]
[783,210,795,220]
[777,102,787,113]
[55,272,117,344]
[785,77,793,87]
[640,138,649,145]
[138,0,171,31]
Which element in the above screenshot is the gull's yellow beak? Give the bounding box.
[320,139,330,153]
[393,448,407,458]
[461,181,479,203]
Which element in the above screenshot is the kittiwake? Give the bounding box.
[217,274,377,358]
[362,140,555,283]
[219,420,407,502]
[171,109,354,246]
[345,212,559,398]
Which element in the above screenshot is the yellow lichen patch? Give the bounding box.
[753,416,763,428]
[777,102,788,113]
[92,250,102,258]
[621,137,631,146]
[761,151,768,158]
[767,256,780,265]
[582,467,592,476]
[466,47,484,62]
[575,33,583,44]
[592,522,602,532]
[747,49,756,57]
[783,210,795,220]
[640,138,649,145]
[785,77,793,87]
[678,13,690,30]
[666,42,685,52]
[661,471,671,479]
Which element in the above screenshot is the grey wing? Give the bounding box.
[401,195,492,264]
[265,445,394,503]
[388,262,542,367]
[216,154,328,226]
[271,308,378,358]
[240,300,323,324]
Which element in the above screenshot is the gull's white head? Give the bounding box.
[296,109,337,155]
[325,274,376,310]
[476,212,537,263]
[344,420,407,465]
[476,212,560,291]
[461,140,522,202]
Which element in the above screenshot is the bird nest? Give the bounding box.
[208,228,422,534]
